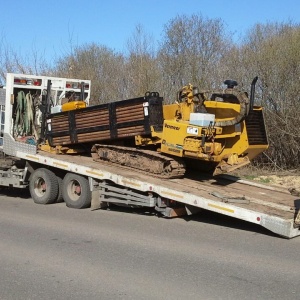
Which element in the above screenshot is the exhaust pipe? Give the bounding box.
[249,76,258,112]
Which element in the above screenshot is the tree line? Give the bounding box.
[1,15,299,171]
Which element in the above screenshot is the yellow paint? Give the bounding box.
[53,161,69,168]
[86,170,104,177]
[161,191,184,199]
[121,180,141,187]
[208,203,235,213]
[26,155,39,161]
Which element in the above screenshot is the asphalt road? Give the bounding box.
[1,188,300,300]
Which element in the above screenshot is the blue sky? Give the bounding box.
[1,0,299,63]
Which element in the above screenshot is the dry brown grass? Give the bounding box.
[231,164,300,190]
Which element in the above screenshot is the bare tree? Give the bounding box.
[0,34,51,83]
[158,14,231,101]
[54,43,126,104]
[125,24,160,98]
[223,22,300,169]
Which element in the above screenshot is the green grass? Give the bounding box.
[244,175,257,180]
[243,175,271,184]
[258,177,271,184]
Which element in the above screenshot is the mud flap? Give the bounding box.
[158,207,187,218]
[91,189,108,210]
[294,209,300,228]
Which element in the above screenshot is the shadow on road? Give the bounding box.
[182,210,280,238]
[100,204,280,238]
[0,187,31,199]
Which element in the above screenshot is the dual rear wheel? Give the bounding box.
[29,168,91,209]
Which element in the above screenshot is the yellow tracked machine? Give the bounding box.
[45,77,268,178]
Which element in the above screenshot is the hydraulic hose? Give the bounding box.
[213,88,250,127]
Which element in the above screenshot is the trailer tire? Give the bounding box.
[56,176,64,203]
[29,168,59,205]
[62,173,91,209]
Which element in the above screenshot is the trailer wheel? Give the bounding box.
[62,173,91,209]
[29,168,59,204]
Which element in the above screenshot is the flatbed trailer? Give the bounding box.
[8,143,299,239]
